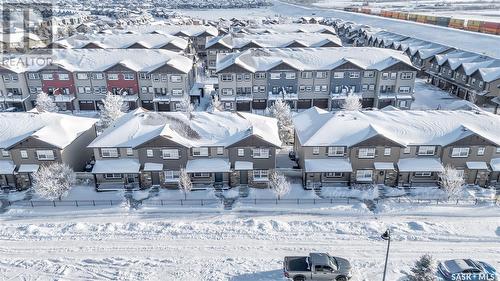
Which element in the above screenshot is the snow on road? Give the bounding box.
[0,205,499,281]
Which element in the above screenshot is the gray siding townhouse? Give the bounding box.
[0,49,195,112]
[88,108,281,190]
[205,33,342,76]
[293,107,500,189]
[0,66,32,111]
[48,33,190,53]
[216,47,417,112]
[0,112,97,189]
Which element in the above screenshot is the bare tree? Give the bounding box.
[179,95,194,119]
[407,254,438,281]
[467,92,477,105]
[208,94,222,112]
[269,98,294,145]
[35,91,58,112]
[99,93,128,130]
[178,168,192,199]
[439,165,465,199]
[269,171,291,200]
[32,163,76,200]
[343,94,362,111]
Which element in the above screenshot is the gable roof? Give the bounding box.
[206,33,342,49]
[0,112,97,149]
[88,108,281,149]
[293,107,500,147]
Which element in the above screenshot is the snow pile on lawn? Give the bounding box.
[245,184,318,199]
[412,79,480,110]
[321,185,379,200]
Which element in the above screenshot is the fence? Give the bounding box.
[6,199,223,208]
[382,197,499,206]
[237,198,358,205]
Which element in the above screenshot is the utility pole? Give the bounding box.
[381,229,391,281]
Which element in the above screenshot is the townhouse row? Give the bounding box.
[0,109,281,190]
[335,21,500,109]
[215,47,418,111]
[0,49,195,112]
[293,107,500,188]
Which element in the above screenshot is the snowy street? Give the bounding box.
[0,203,499,280]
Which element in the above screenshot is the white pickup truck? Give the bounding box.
[283,252,352,281]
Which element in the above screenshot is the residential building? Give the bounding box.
[0,49,194,112]
[216,47,417,112]
[205,33,342,76]
[236,23,337,36]
[48,33,190,53]
[87,108,281,190]
[0,111,97,189]
[293,107,500,188]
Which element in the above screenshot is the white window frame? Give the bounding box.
[1,150,8,157]
[42,73,53,80]
[101,148,118,158]
[123,73,135,80]
[401,72,413,80]
[285,72,296,80]
[384,148,391,156]
[477,147,485,156]
[162,149,179,159]
[270,72,281,80]
[356,170,373,182]
[313,147,320,155]
[192,147,209,157]
[358,148,376,159]
[418,146,435,156]
[107,73,119,80]
[20,150,28,159]
[349,72,360,78]
[146,149,154,157]
[327,146,345,157]
[126,148,134,156]
[58,73,69,80]
[237,148,244,157]
[252,148,269,159]
[164,170,180,181]
[36,150,55,160]
[325,172,343,178]
[451,147,470,158]
[104,173,122,179]
[414,172,432,177]
[216,147,224,155]
[333,72,344,79]
[253,169,269,181]
[193,172,210,178]
[170,75,182,82]
[399,86,411,94]
[403,147,411,154]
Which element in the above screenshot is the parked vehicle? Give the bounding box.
[284,252,352,281]
[438,259,497,281]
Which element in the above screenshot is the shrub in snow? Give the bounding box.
[439,165,465,199]
[178,168,192,199]
[35,91,58,112]
[208,94,222,112]
[269,171,291,200]
[269,99,294,145]
[179,95,194,119]
[99,93,128,130]
[32,163,76,200]
[407,254,438,281]
[343,94,362,111]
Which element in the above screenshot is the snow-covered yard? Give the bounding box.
[411,79,479,111]
[0,204,498,280]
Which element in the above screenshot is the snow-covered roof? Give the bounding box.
[397,158,444,172]
[0,160,15,174]
[293,107,500,147]
[466,162,488,170]
[216,47,414,73]
[1,49,193,74]
[123,24,218,37]
[304,158,353,173]
[17,164,40,173]
[186,158,231,173]
[53,33,189,50]
[234,161,253,170]
[0,112,97,150]
[92,159,140,174]
[490,159,500,172]
[374,162,395,170]
[143,162,163,171]
[88,108,281,149]
[206,33,342,49]
[240,24,336,35]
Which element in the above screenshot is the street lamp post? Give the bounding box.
[381,229,391,281]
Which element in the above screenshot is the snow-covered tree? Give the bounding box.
[343,94,362,111]
[32,163,76,200]
[99,93,128,130]
[179,95,194,119]
[439,165,465,199]
[35,91,58,112]
[269,98,294,145]
[208,94,222,112]
[407,254,438,281]
[467,92,477,105]
[178,168,192,199]
[269,171,291,200]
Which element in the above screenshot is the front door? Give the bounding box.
[152,172,160,185]
[214,172,223,183]
[240,171,248,185]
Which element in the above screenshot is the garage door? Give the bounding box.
[362,98,374,108]
[236,102,251,111]
[297,99,312,109]
[79,100,96,111]
[157,102,170,112]
[141,101,154,110]
[312,99,328,109]
[252,99,267,110]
